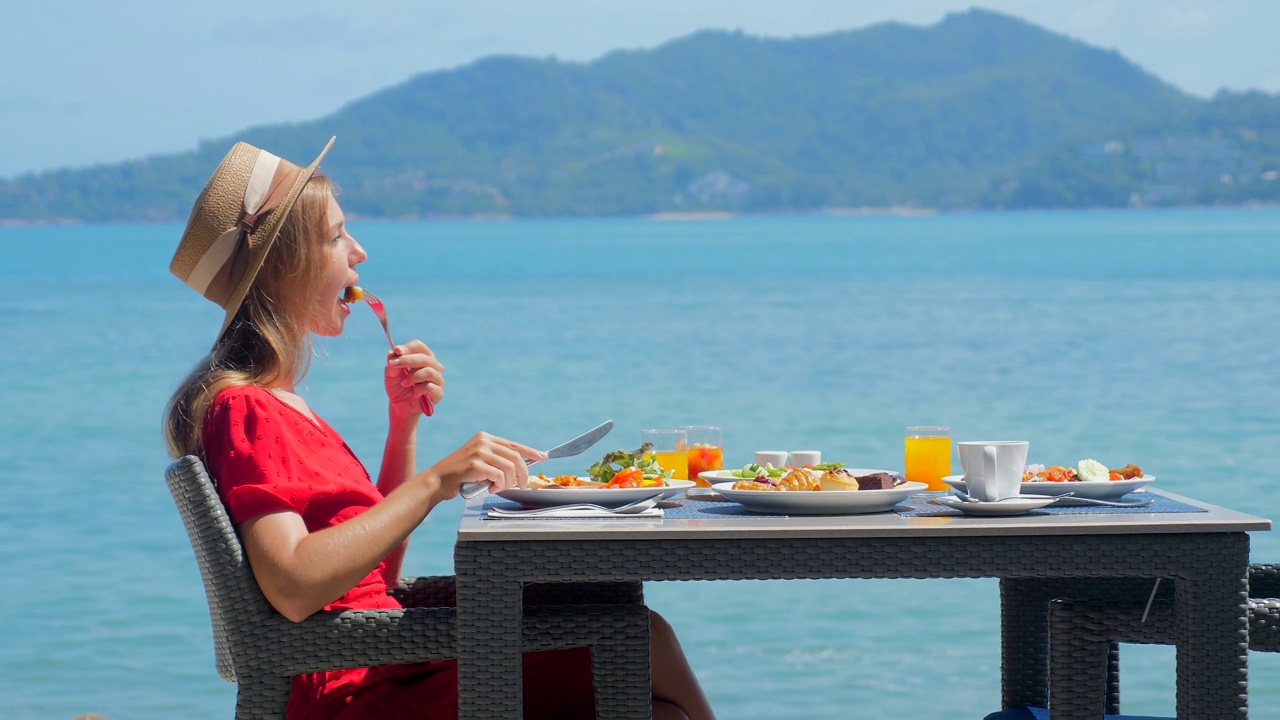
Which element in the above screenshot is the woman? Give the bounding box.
[164,138,715,720]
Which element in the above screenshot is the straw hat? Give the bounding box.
[170,136,335,347]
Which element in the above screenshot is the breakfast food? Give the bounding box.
[1110,464,1144,479]
[586,444,672,486]
[776,468,822,491]
[1076,459,1109,482]
[733,467,904,492]
[520,445,675,491]
[818,468,860,491]
[343,286,364,302]
[1021,461,1145,483]
[851,472,901,490]
[527,474,600,489]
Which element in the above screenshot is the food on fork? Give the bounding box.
[343,285,364,302]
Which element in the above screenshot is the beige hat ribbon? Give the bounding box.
[183,151,304,307]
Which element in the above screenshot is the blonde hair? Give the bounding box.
[164,175,335,458]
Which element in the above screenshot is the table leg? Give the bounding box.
[1176,533,1250,719]
[1001,578,1051,710]
[1001,576,1159,714]
[456,571,523,719]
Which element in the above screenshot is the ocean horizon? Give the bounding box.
[3,206,1279,718]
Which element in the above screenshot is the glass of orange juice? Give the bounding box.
[682,425,723,487]
[905,426,952,491]
[642,428,688,480]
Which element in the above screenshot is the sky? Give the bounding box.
[2,0,1278,179]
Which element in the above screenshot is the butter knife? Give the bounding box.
[460,420,614,498]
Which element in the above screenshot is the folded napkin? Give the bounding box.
[486,507,664,519]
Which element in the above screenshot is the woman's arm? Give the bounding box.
[240,432,543,622]
[374,410,419,581]
[374,339,445,578]
[240,476,433,622]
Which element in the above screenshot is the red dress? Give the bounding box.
[201,386,597,720]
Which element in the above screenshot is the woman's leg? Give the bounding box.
[650,610,716,720]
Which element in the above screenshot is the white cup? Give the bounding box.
[755,451,789,468]
[957,441,1029,502]
[788,450,822,468]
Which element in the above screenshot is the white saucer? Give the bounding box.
[933,494,1058,516]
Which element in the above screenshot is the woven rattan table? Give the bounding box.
[454,489,1269,719]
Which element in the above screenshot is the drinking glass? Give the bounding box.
[682,425,723,487]
[904,426,952,491]
[642,428,688,480]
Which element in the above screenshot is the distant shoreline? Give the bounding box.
[2,202,1278,228]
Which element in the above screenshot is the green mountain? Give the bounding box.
[3,8,1274,222]
[985,90,1280,208]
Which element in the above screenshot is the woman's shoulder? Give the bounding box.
[208,384,277,416]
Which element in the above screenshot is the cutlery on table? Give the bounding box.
[1049,494,1156,508]
[465,419,615,499]
[489,494,663,517]
[950,489,1155,508]
[523,420,614,469]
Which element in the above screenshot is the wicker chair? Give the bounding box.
[166,455,652,720]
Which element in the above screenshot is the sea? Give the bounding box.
[2,207,1280,719]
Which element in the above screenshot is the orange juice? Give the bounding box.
[646,450,689,480]
[905,434,952,490]
[687,444,724,487]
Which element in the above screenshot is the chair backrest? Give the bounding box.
[166,455,279,683]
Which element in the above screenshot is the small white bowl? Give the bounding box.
[755,450,789,467]
[789,450,822,467]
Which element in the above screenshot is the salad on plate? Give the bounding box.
[527,443,675,490]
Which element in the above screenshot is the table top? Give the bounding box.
[458,488,1271,542]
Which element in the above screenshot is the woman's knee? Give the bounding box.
[649,609,675,641]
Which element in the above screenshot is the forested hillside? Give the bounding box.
[2,9,1275,222]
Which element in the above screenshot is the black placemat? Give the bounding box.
[483,492,1203,520]
[895,492,1205,518]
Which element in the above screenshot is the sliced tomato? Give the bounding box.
[606,466,644,488]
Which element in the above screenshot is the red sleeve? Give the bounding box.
[202,387,311,524]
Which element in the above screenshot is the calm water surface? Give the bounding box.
[2,208,1279,718]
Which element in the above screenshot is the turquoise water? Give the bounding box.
[2,208,1280,718]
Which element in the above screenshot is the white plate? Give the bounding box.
[498,479,695,508]
[711,473,925,515]
[699,467,904,484]
[933,494,1059,516]
[941,475,1154,501]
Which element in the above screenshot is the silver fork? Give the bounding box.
[1050,494,1156,508]
[360,290,434,417]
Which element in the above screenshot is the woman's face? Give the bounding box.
[312,194,367,337]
